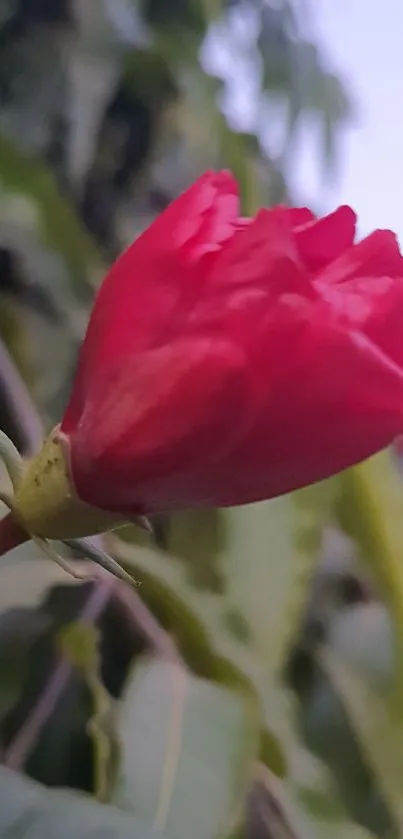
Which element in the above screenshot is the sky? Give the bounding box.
[204,0,403,244]
[298,0,403,244]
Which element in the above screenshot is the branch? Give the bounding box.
[0,338,43,456]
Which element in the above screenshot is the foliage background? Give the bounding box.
[0,2,402,838]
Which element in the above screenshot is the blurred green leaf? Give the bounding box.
[292,656,393,837]
[297,785,347,822]
[0,136,102,287]
[168,509,227,592]
[223,483,337,678]
[259,730,288,779]
[0,576,107,793]
[107,488,344,833]
[322,648,401,836]
[112,657,258,838]
[0,302,32,384]
[0,767,163,839]
[0,608,48,726]
[107,538,258,693]
[336,452,403,697]
[59,622,120,802]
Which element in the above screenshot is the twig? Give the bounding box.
[110,572,179,661]
[0,338,43,456]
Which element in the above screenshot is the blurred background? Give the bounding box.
[1,2,403,838]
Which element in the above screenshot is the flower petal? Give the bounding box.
[318,276,403,370]
[294,206,357,272]
[287,207,317,228]
[314,232,403,367]
[65,337,255,513]
[203,208,312,296]
[189,303,403,508]
[316,229,403,286]
[62,172,239,432]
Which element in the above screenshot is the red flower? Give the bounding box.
[51,170,403,518]
[7,168,403,551]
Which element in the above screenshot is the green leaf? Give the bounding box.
[0,767,163,839]
[0,135,102,288]
[108,478,359,837]
[167,509,227,593]
[218,123,263,216]
[112,657,258,839]
[0,608,48,723]
[107,479,334,819]
[0,574,111,792]
[223,482,339,680]
[321,647,401,835]
[336,452,403,697]
[259,730,288,779]
[58,622,120,802]
[297,786,347,822]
